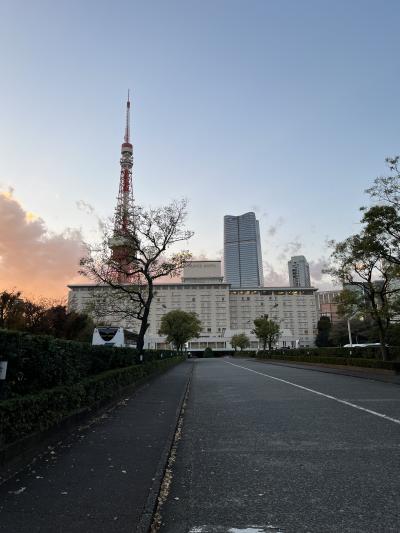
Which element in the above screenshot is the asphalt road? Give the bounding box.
[159,357,400,533]
[0,362,192,533]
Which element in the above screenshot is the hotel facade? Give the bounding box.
[68,261,319,351]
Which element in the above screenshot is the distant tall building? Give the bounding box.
[288,255,311,287]
[224,212,264,287]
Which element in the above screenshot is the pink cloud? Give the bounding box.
[0,192,85,299]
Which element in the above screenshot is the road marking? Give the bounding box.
[226,361,400,426]
[189,525,283,533]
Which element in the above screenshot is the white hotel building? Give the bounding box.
[68,261,319,351]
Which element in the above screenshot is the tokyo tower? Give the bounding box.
[109,92,136,282]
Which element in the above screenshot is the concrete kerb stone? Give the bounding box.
[135,363,193,533]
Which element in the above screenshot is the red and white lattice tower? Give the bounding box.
[109,92,136,282]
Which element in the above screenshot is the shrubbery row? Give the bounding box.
[0,329,176,397]
[240,345,400,360]
[244,351,400,371]
[288,346,400,359]
[0,356,183,448]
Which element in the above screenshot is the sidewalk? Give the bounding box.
[247,357,400,385]
[0,360,193,533]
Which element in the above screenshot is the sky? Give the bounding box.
[1,0,400,298]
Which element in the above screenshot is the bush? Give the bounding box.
[0,356,183,448]
[0,329,177,397]
[248,345,400,360]
[248,351,400,372]
[203,347,214,358]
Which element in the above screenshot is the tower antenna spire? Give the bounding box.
[124,89,131,143]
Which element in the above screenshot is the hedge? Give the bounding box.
[0,329,176,397]
[241,346,400,360]
[0,356,184,448]
[244,352,400,372]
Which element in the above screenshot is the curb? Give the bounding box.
[135,362,194,533]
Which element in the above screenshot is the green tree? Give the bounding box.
[61,310,95,341]
[326,157,400,359]
[252,314,280,351]
[315,316,332,347]
[38,305,95,341]
[0,292,94,341]
[0,290,24,329]
[21,300,48,333]
[328,234,400,360]
[361,157,400,266]
[231,333,250,351]
[386,323,400,346]
[203,347,214,358]
[158,309,202,353]
[329,317,377,346]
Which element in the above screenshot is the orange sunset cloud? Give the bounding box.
[0,191,86,300]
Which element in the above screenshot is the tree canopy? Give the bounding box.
[231,333,250,351]
[158,309,202,352]
[252,315,280,351]
[315,316,332,347]
[327,157,400,360]
[0,290,94,341]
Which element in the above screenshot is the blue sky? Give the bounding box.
[1,0,400,288]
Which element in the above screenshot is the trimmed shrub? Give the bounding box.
[203,347,214,358]
[0,329,177,397]
[247,352,400,372]
[0,356,183,448]
[245,346,400,361]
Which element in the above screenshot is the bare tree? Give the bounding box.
[79,199,193,353]
[361,156,400,266]
[366,156,400,207]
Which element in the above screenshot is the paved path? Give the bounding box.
[159,358,400,533]
[0,361,192,533]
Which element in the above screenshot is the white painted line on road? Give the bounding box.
[188,527,283,533]
[226,361,400,426]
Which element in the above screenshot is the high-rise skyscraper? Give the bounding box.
[288,255,311,287]
[224,212,264,287]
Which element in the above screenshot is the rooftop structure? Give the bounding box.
[182,260,224,284]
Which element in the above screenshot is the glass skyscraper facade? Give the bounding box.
[288,255,311,287]
[224,212,264,287]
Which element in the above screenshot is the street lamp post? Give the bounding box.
[347,318,353,355]
[347,310,360,356]
[0,359,8,400]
